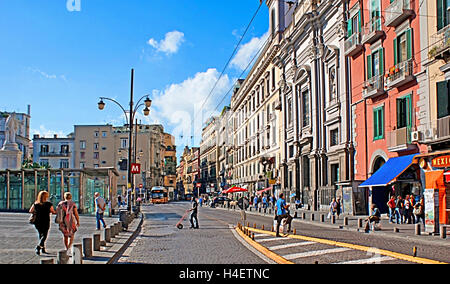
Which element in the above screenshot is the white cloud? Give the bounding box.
[28,67,67,81]
[147,31,185,55]
[230,31,269,71]
[31,125,66,138]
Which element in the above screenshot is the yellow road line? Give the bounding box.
[235,226,294,264]
[243,227,448,265]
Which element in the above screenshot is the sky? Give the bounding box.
[0,0,270,157]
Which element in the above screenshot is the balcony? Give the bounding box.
[429,25,450,61]
[362,75,386,99]
[361,17,384,45]
[345,32,363,57]
[419,116,450,143]
[387,127,416,152]
[385,0,414,27]
[39,151,71,157]
[385,60,415,89]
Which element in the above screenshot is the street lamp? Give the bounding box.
[97,68,151,212]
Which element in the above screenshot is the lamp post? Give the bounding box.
[98,68,152,212]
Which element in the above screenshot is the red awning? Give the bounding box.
[223,186,248,194]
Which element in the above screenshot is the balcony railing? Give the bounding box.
[385,60,415,89]
[385,0,414,27]
[361,17,384,45]
[387,127,415,152]
[39,151,71,157]
[345,32,363,57]
[429,24,450,60]
[363,75,385,99]
[417,116,450,143]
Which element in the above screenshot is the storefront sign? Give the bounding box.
[431,155,450,168]
[424,188,440,233]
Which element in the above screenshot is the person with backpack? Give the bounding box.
[29,191,56,255]
[94,192,107,230]
[56,192,80,251]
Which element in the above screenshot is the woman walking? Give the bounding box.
[29,191,56,255]
[56,192,80,251]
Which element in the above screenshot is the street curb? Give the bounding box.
[106,213,144,264]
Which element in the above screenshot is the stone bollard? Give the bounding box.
[104,227,111,242]
[40,258,54,264]
[415,224,421,235]
[358,218,363,228]
[393,227,400,233]
[109,225,115,238]
[302,212,306,219]
[344,217,349,226]
[320,214,325,222]
[118,221,123,232]
[310,213,315,221]
[57,250,69,264]
[331,215,336,224]
[83,238,93,258]
[440,225,447,239]
[93,234,101,251]
[72,244,83,264]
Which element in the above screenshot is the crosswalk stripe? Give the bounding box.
[283,247,351,260]
[334,256,395,264]
[268,242,316,251]
[257,237,291,243]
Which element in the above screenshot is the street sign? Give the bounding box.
[196,183,201,188]
[131,163,141,174]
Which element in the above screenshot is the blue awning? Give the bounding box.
[359,154,417,187]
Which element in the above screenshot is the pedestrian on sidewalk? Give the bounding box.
[365,203,381,232]
[189,197,199,229]
[253,196,258,210]
[413,197,425,225]
[328,198,338,219]
[56,192,80,251]
[29,191,56,255]
[336,197,342,219]
[94,192,107,230]
[395,196,404,224]
[387,196,397,223]
[404,195,412,224]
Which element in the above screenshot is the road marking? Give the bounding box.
[257,237,291,243]
[334,256,395,264]
[283,247,351,260]
[244,227,448,265]
[268,241,316,251]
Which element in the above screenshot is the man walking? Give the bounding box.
[189,197,199,229]
[94,192,107,230]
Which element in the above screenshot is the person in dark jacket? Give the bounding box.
[189,197,199,229]
[29,191,56,255]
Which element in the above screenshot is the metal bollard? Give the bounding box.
[310,213,315,221]
[440,225,447,239]
[40,258,54,264]
[83,238,93,258]
[331,215,336,224]
[344,217,349,226]
[358,218,363,228]
[57,250,69,264]
[302,212,306,219]
[104,227,111,242]
[72,244,83,264]
[320,214,325,222]
[93,234,101,251]
[118,221,123,232]
[415,224,421,235]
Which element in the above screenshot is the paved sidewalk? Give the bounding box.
[214,205,450,247]
[0,212,142,264]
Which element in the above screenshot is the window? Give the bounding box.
[272,68,276,89]
[94,131,99,137]
[397,95,412,129]
[93,152,99,160]
[94,143,99,150]
[40,159,49,167]
[94,164,99,169]
[437,0,450,31]
[303,156,310,187]
[330,129,339,146]
[373,106,385,140]
[271,9,276,36]
[394,29,412,64]
[60,159,69,169]
[331,164,340,185]
[302,89,310,127]
[287,98,293,126]
[61,145,69,154]
[80,152,85,160]
[367,48,384,79]
[80,141,86,150]
[347,11,361,37]
[40,144,49,154]
[120,138,128,149]
[437,80,450,118]
[80,162,85,169]
[102,131,107,137]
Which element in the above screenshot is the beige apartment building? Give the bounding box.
[74,124,175,196]
[200,117,218,194]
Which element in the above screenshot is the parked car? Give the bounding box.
[213,196,231,205]
[184,194,194,201]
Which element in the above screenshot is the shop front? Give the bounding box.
[414,151,450,229]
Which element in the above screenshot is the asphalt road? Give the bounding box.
[118,202,450,265]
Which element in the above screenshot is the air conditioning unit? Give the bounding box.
[423,128,436,140]
[411,131,422,143]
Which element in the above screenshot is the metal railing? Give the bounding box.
[385,0,413,26]
[385,59,414,87]
[362,17,383,40]
[363,75,385,98]
[345,32,361,52]
[429,24,450,59]
[387,126,413,148]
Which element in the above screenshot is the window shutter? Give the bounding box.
[347,18,352,37]
[406,29,412,60]
[367,54,372,79]
[379,48,384,76]
[358,10,362,33]
[406,95,412,128]
[437,81,450,118]
[394,37,398,65]
[438,0,444,31]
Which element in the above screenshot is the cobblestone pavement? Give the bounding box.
[0,212,117,264]
[119,203,449,264]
